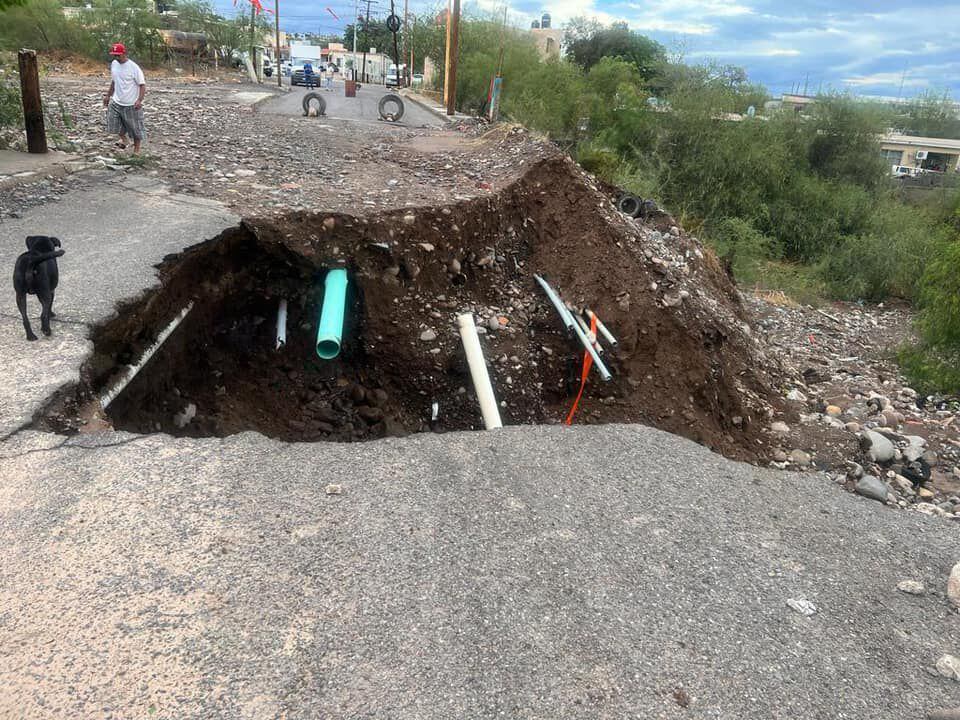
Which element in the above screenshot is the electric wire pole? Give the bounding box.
[274,0,282,87]
[445,0,460,115]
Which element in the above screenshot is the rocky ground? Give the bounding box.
[4,73,960,525]
[749,293,960,518]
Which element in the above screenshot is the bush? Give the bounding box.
[818,203,950,301]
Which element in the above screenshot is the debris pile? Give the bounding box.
[43,155,779,460]
[749,295,960,518]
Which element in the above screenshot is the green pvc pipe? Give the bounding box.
[316,268,348,359]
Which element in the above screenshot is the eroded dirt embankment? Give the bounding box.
[43,155,779,461]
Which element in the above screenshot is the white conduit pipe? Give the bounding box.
[533,274,576,333]
[99,302,194,410]
[587,309,618,348]
[573,311,604,355]
[457,313,503,430]
[534,276,612,382]
[276,298,288,350]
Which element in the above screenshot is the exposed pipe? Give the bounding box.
[573,310,604,355]
[276,298,288,350]
[587,309,618,348]
[533,274,575,333]
[316,268,348,360]
[457,313,503,430]
[99,302,194,410]
[534,275,612,382]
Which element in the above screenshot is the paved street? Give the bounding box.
[0,174,237,436]
[0,76,959,719]
[2,423,960,718]
[261,79,445,128]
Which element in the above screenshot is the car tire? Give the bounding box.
[302,92,326,116]
[617,193,642,217]
[378,93,405,122]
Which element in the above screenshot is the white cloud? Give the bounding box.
[842,71,929,89]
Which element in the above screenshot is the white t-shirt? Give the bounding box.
[110,59,145,106]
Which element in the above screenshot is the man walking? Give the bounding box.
[325,62,335,91]
[102,43,146,154]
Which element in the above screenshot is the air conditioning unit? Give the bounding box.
[916,150,928,160]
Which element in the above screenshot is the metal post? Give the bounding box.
[445,0,460,116]
[17,49,47,154]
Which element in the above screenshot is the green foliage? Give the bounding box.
[0,0,99,56]
[176,0,250,64]
[0,0,25,9]
[818,202,951,301]
[564,18,665,78]
[804,94,887,188]
[918,239,960,347]
[895,90,960,140]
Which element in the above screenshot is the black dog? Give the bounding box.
[13,235,64,341]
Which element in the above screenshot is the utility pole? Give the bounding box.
[274,0,282,87]
[360,0,373,83]
[17,49,47,154]
[402,0,409,86]
[352,0,359,80]
[445,0,460,115]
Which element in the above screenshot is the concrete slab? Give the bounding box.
[0,150,93,190]
[0,177,238,435]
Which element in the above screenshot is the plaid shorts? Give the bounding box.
[105,100,146,141]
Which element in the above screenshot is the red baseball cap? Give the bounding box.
[109,43,126,55]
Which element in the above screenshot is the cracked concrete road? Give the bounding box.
[0,173,238,435]
[0,160,959,719]
[1,424,960,718]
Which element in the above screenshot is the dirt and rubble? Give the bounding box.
[6,73,960,521]
[0,75,538,220]
[747,292,960,517]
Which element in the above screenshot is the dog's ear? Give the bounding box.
[51,237,61,248]
[25,236,39,250]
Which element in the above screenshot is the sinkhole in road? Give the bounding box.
[41,156,775,459]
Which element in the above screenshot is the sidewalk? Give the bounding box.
[0,149,95,190]
[398,88,471,123]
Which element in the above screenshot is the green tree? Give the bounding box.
[897,90,960,139]
[563,19,665,79]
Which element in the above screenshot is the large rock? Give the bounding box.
[949,562,960,609]
[855,475,889,503]
[863,430,895,463]
[936,655,960,681]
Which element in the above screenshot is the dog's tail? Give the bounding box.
[29,250,65,266]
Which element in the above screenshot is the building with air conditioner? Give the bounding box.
[880,134,960,173]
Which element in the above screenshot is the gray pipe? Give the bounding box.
[534,275,612,382]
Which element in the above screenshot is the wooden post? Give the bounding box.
[445,0,460,116]
[274,0,282,88]
[17,49,47,154]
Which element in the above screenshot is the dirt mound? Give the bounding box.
[44,155,778,461]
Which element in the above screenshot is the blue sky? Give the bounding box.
[218,0,960,97]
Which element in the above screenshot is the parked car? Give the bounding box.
[263,58,273,77]
[291,62,320,87]
[891,165,919,178]
[412,73,424,86]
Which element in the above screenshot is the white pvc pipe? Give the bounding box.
[99,302,194,410]
[573,311,603,355]
[457,313,502,430]
[533,274,576,333]
[587,309,618,348]
[534,275,612,382]
[276,298,288,350]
